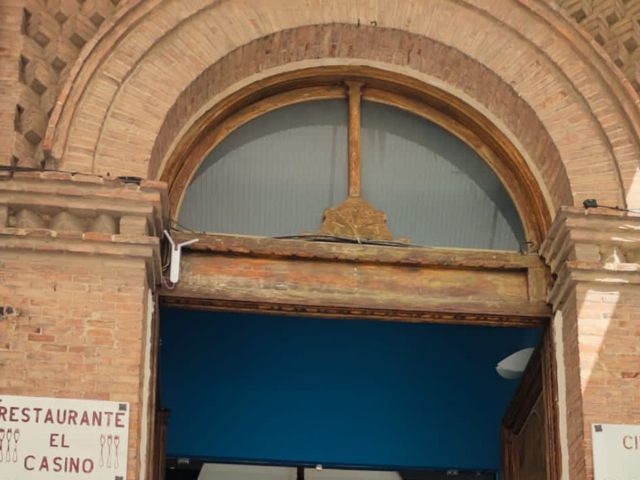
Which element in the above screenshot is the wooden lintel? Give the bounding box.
[170,232,543,270]
[160,296,548,328]
[160,234,551,326]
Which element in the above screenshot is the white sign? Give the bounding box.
[0,395,129,480]
[593,424,640,480]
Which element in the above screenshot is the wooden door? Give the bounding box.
[154,408,170,480]
[502,329,559,480]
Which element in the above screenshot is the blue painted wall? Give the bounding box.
[160,309,541,471]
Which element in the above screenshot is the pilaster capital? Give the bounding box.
[0,171,170,286]
[540,206,640,309]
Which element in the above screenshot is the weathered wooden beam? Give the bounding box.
[161,233,550,326]
[347,80,362,198]
[170,232,543,269]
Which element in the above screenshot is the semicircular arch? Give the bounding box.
[161,66,552,246]
[45,0,640,224]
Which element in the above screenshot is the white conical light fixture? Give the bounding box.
[496,348,534,379]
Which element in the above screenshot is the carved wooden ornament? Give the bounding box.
[320,196,393,241]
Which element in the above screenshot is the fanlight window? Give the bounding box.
[179,84,525,250]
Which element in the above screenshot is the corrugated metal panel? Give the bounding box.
[179,100,349,237]
[179,100,525,250]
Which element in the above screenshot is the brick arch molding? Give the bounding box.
[43,0,640,216]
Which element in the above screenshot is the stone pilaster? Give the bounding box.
[0,171,169,480]
[541,207,640,480]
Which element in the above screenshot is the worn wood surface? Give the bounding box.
[502,328,559,480]
[161,233,550,326]
[347,80,362,198]
[519,396,547,480]
[170,232,543,269]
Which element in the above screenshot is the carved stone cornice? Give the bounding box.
[0,171,169,285]
[540,206,640,309]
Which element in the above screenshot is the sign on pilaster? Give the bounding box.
[0,395,130,479]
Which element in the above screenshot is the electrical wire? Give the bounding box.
[583,199,640,213]
[273,233,428,248]
[0,164,102,177]
[170,219,201,234]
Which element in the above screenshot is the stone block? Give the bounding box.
[44,37,79,72]
[24,58,52,95]
[0,206,8,227]
[90,214,117,234]
[12,133,37,168]
[62,14,97,49]
[82,0,115,28]
[22,105,47,145]
[27,9,60,48]
[573,243,601,262]
[47,0,79,25]
[15,209,46,229]
[50,211,86,232]
[120,216,149,236]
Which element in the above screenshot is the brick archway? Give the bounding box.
[45,0,640,215]
[21,3,640,480]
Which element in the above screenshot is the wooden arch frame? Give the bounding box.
[161,66,550,247]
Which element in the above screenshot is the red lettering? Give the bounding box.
[9,406,18,422]
[104,411,113,426]
[56,409,67,424]
[21,407,30,422]
[80,411,90,426]
[92,411,102,427]
[116,412,125,428]
[82,458,94,473]
[44,409,54,424]
[49,433,71,448]
[33,407,42,422]
[27,455,95,473]
[0,406,6,421]
[68,456,80,473]
[68,409,77,425]
[24,455,35,471]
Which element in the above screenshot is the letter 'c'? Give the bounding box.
[24,455,36,471]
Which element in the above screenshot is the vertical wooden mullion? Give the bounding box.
[347,80,363,198]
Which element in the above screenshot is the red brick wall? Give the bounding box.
[558,291,588,480]
[0,251,152,480]
[576,283,640,479]
[43,1,639,211]
[543,208,640,480]
[0,1,22,166]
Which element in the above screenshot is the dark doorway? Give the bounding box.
[159,309,542,478]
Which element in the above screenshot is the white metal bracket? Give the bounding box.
[164,230,199,284]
